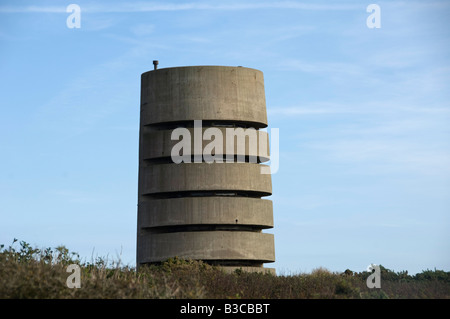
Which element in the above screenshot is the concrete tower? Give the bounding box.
[137,65,275,273]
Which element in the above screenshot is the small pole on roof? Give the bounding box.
[153,60,159,70]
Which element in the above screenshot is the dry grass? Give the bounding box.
[1,240,449,299]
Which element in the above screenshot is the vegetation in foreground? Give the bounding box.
[1,239,449,299]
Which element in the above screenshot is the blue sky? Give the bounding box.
[1,0,449,275]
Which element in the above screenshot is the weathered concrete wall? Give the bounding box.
[140,163,271,195]
[141,127,270,162]
[138,197,273,228]
[138,231,275,263]
[140,66,268,127]
[137,65,275,272]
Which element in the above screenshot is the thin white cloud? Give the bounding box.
[268,107,346,116]
[268,102,450,117]
[310,138,450,175]
[2,1,449,14]
[270,99,450,176]
[276,58,366,77]
[299,113,450,176]
[85,17,117,31]
[130,24,155,37]
[52,189,100,204]
[0,6,65,13]
[268,102,366,116]
[0,2,361,14]
[99,2,361,12]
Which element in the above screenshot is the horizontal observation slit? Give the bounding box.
[141,224,264,234]
[143,119,267,130]
[141,260,264,267]
[140,260,264,268]
[204,260,264,267]
[141,190,268,199]
[142,155,266,164]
